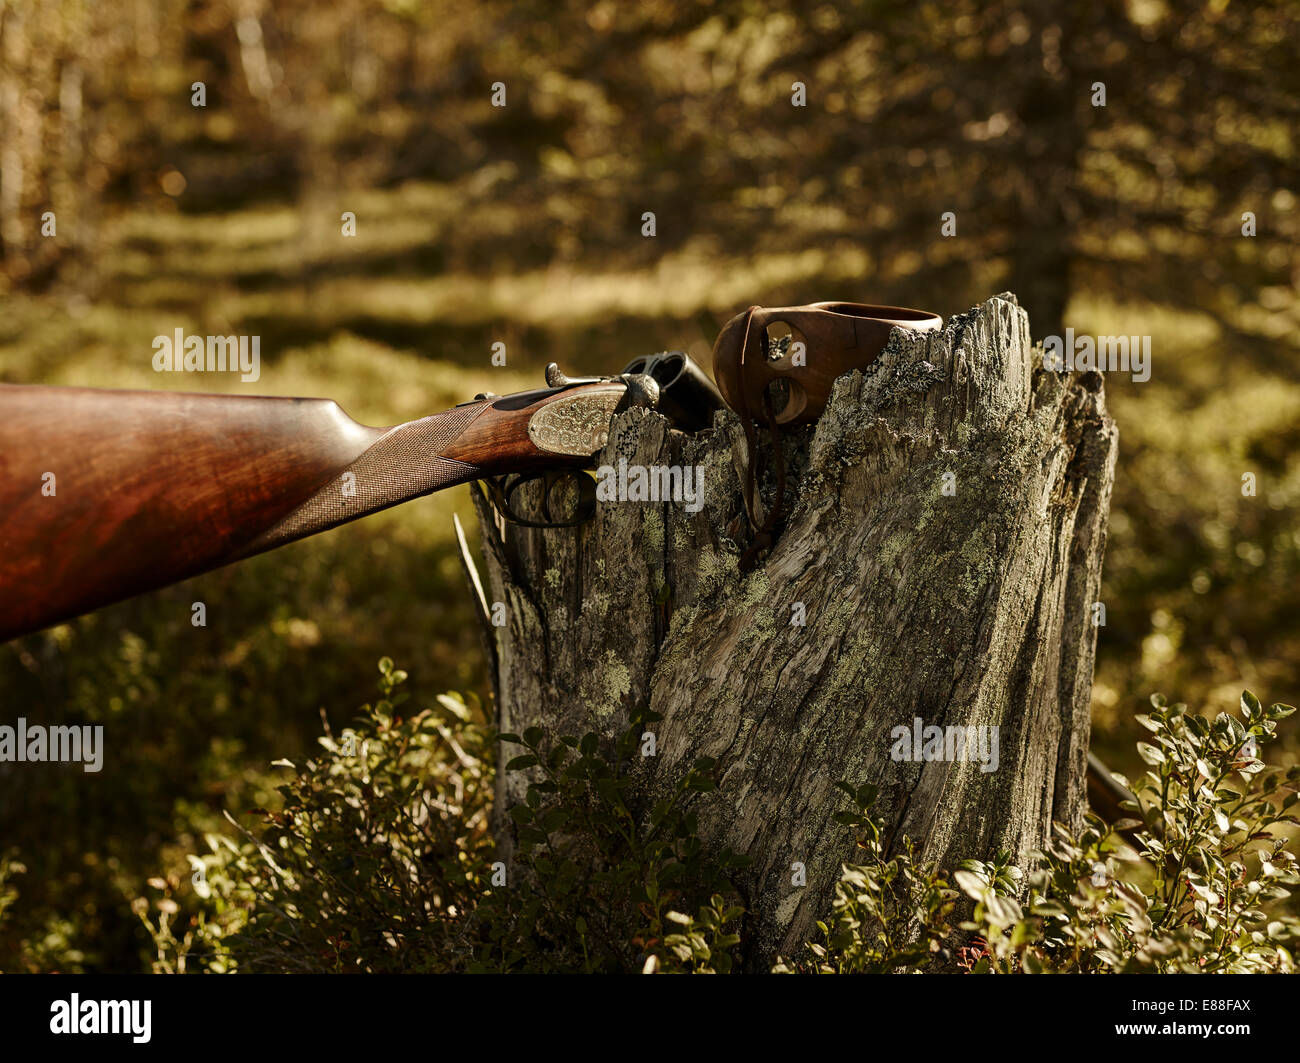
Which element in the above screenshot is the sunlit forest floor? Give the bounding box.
[2,178,1297,970]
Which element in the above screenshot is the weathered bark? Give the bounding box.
[469,292,1118,965]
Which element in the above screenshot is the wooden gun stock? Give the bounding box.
[0,379,630,642]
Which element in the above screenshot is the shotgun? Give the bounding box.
[0,356,717,643]
[0,302,944,642]
[0,303,1132,823]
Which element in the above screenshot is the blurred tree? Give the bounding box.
[5,0,1293,340]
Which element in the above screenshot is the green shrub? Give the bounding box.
[473,711,745,973]
[772,783,958,974]
[138,676,1296,974]
[134,658,495,973]
[954,692,1300,973]
[776,690,1298,974]
[137,661,745,973]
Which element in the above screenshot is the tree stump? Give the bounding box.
[467,292,1118,966]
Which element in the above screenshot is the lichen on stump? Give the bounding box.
[469,292,1118,965]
